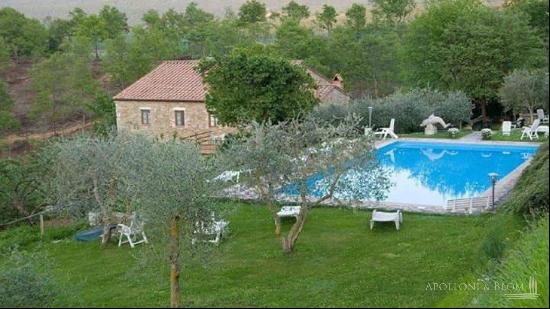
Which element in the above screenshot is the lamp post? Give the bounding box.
[368,106,373,129]
[488,173,498,209]
[364,106,373,136]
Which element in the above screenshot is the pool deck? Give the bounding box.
[224,137,540,216]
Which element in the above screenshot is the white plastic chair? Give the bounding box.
[370,210,403,230]
[521,119,541,140]
[374,119,399,140]
[117,219,148,248]
[192,213,229,245]
[502,121,512,136]
[537,109,548,124]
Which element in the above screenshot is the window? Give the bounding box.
[141,109,151,125]
[175,110,185,127]
[209,114,219,127]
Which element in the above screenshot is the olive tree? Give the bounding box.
[498,69,549,121]
[220,116,390,253]
[46,134,127,245]
[47,133,220,307]
[118,136,219,308]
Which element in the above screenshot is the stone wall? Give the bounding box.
[115,100,236,139]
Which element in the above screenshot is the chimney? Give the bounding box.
[332,74,344,89]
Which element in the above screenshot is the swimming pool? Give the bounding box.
[282,140,538,207]
[376,141,538,206]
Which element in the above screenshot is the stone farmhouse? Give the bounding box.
[114,60,350,140]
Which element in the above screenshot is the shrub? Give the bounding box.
[0,250,58,308]
[349,88,472,133]
[310,103,351,126]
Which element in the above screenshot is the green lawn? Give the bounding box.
[1,203,522,307]
[489,128,548,142]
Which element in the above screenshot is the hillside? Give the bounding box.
[0,0,504,24]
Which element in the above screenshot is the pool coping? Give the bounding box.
[223,138,540,216]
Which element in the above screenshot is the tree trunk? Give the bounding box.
[169,218,181,308]
[528,107,534,124]
[281,207,308,253]
[274,215,282,237]
[101,224,112,245]
[480,100,488,128]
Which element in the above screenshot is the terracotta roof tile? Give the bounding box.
[114,59,350,103]
[114,60,206,102]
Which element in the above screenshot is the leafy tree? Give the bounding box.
[401,0,544,125]
[98,5,128,40]
[274,19,327,61]
[0,155,48,223]
[327,24,401,97]
[68,7,87,28]
[506,0,549,53]
[220,117,389,252]
[75,14,107,59]
[316,4,337,32]
[372,0,416,25]
[45,18,74,53]
[498,69,549,121]
[104,26,186,88]
[282,1,310,21]
[142,9,162,28]
[345,3,367,29]
[0,8,48,60]
[238,0,267,24]
[86,92,117,136]
[199,51,319,125]
[181,3,216,57]
[30,37,99,132]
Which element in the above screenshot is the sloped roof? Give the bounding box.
[114,60,206,102]
[114,59,349,103]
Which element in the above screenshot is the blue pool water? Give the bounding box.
[376,141,538,205]
[282,141,538,207]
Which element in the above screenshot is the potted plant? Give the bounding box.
[481,128,493,140]
[448,128,460,138]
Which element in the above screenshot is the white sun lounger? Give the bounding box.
[521,119,541,140]
[277,206,301,219]
[374,119,399,140]
[370,210,403,230]
[502,121,512,136]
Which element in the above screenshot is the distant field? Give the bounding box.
[0,0,503,24]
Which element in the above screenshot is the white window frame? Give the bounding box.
[173,107,186,127]
[140,108,151,125]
